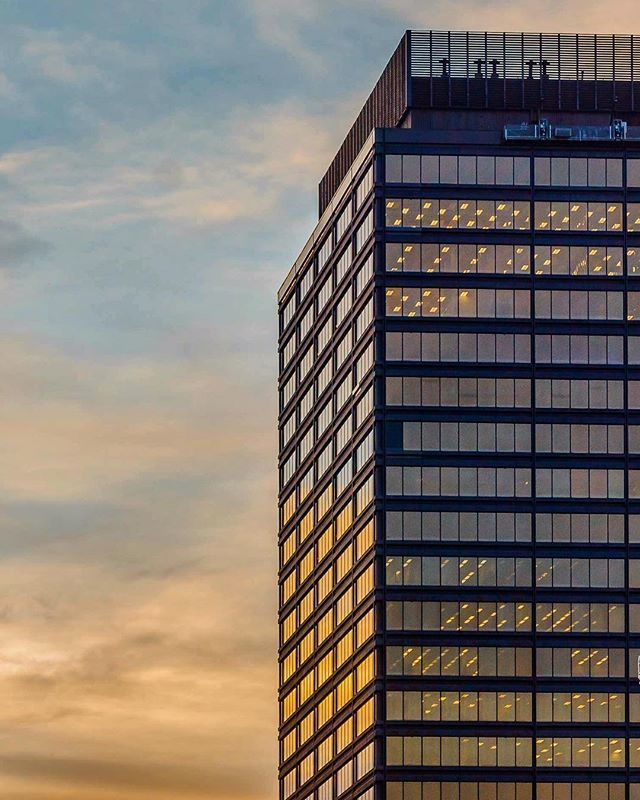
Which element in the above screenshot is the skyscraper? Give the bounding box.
[277,30,640,800]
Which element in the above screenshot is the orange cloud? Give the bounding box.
[0,337,278,799]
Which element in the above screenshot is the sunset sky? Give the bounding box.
[1,2,639,799]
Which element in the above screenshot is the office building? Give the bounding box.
[277,30,640,800]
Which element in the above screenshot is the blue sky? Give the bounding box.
[0,1,636,799]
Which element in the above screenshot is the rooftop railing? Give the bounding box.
[319,29,640,213]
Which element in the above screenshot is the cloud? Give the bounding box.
[246,0,326,72]
[0,99,335,232]
[0,335,278,799]
[20,28,129,87]
[11,2,640,799]
[371,0,640,34]
[0,220,49,270]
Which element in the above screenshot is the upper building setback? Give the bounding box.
[277,30,640,800]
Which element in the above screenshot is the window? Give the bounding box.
[387,690,532,722]
[387,784,539,800]
[534,334,622,365]
[386,241,531,274]
[537,693,624,723]
[536,379,623,410]
[355,299,373,339]
[281,412,295,447]
[355,210,373,253]
[386,644,532,677]
[536,603,624,633]
[355,165,373,209]
[316,276,332,313]
[316,358,333,396]
[335,458,353,496]
[355,254,373,297]
[386,466,531,498]
[537,513,624,543]
[336,287,352,327]
[281,292,296,330]
[299,265,313,300]
[535,200,622,231]
[316,317,332,354]
[386,555,532,588]
[534,156,622,187]
[537,647,624,678]
[536,468,624,498]
[335,329,352,369]
[389,600,531,631]
[387,736,532,767]
[536,558,624,588]
[535,290,623,320]
[403,421,530,453]
[388,376,530,408]
[386,286,530,318]
[335,202,352,240]
[355,431,374,471]
[317,234,332,272]
[298,346,313,382]
[335,246,352,285]
[386,332,531,363]
[386,154,530,186]
[281,334,295,368]
[356,386,373,427]
[536,738,624,768]
[536,424,624,454]
[281,373,296,408]
[355,343,373,384]
[386,510,531,542]
[534,244,622,276]
[385,197,531,230]
[388,600,624,634]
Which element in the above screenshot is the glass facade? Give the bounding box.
[278,158,377,800]
[380,143,640,798]
[278,27,640,800]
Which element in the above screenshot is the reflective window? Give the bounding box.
[535,201,622,231]
[534,156,622,187]
[386,510,531,542]
[387,690,532,722]
[534,245,623,276]
[386,287,530,318]
[386,644,532,677]
[535,290,623,320]
[535,380,623,410]
[386,555,532,588]
[385,198,531,230]
[386,154,530,185]
[386,242,531,274]
[386,466,531,498]
[534,334,623,364]
[537,647,625,678]
[535,603,624,633]
[387,376,531,408]
[386,600,531,632]
[536,468,624,498]
[628,203,640,231]
[536,737,624,768]
[537,692,624,723]
[535,424,624,454]
[403,421,531,453]
[536,514,624,543]
[387,332,531,364]
[536,557,624,588]
[387,736,532,767]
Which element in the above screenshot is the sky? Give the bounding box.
[0,1,639,799]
